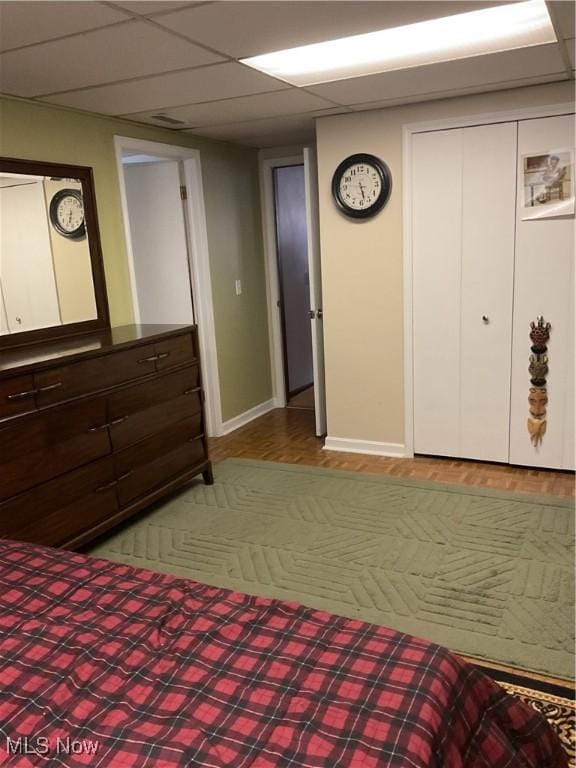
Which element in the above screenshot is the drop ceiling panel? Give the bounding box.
[123,89,336,128]
[307,44,566,105]
[110,1,202,15]
[567,38,575,69]
[548,0,575,39]
[188,109,343,147]
[155,1,503,58]
[0,20,224,97]
[0,1,129,52]
[40,62,288,115]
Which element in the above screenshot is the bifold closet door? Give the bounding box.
[412,122,517,461]
[509,114,575,470]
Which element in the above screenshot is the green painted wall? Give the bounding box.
[0,97,272,423]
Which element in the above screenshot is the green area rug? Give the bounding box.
[89,459,575,680]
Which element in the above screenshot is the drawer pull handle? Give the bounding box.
[89,416,127,432]
[157,352,170,360]
[189,434,205,442]
[38,382,63,393]
[95,479,118,493]
[6,389,37,401]
[89,423,109,432]
[137,355,159,364]
[95,470,133,492]
[183,387,201,395]
[7,381,64,400]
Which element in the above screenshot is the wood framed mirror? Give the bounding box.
[0,156,110,350]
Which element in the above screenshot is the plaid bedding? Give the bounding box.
[0,540,567,768]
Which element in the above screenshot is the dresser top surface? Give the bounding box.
[0,324,196,378]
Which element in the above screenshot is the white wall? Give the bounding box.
[123,160,194,325]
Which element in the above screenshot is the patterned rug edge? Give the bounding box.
[215,457,575,508]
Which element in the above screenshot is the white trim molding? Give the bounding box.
[219,398,279,436]
[401,101,575,461]
[323,437,407,457]
[113,135,223,437]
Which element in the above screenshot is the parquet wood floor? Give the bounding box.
[209,408,575,498]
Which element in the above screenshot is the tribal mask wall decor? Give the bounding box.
[527,316,551,447]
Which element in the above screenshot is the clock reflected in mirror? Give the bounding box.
[49,188,86,239]
[331,153,392,219]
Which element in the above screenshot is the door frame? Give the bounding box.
[259,153,304,407]
[402,102,574,458]
[114,135,223,437]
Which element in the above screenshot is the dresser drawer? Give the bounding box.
[108,366,202,451]
[0,375,38,420]
[0,398,110,501]
[115,416,203,476]
[117,436,207,507]
[155,333,196,371]
[34,344,157,406]
[0,457,118,547]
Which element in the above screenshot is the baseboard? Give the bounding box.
[323,436,407,458]
[218,398,278,436]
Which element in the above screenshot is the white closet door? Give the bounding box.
[0,182,61,332]
[509,114,575,470]
[460,122,517,461]
[413,122,516,460]
[413,128,463,456]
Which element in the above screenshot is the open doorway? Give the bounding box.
[114,136,222,437]
[273,164,314,411]
[121,153,194,326]
[261,149,326,436]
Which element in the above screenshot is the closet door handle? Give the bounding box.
[482,315,490,324]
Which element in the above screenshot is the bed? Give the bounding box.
[0,539,567,768]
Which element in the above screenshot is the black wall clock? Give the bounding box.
[331,153,392,219]
[49,188,86,239]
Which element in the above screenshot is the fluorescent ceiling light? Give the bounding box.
[241,0,556,86]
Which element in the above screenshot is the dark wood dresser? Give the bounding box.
[0,324,212,550]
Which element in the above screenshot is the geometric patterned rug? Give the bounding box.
[89,458,575,680]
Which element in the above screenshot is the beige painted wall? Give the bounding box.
[0,96,272,423]
[43,178,98,325]
[316,81,574,448]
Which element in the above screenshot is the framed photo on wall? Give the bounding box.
[521,148,575,220]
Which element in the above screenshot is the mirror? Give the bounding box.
[0,157,109,348]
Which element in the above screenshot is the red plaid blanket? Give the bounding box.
[0,540,567,767]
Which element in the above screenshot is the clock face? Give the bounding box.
[338,162,383,212]
[49,189,86,239]
[331,153,392,219]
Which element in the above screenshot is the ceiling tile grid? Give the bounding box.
[0,0,572,147]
